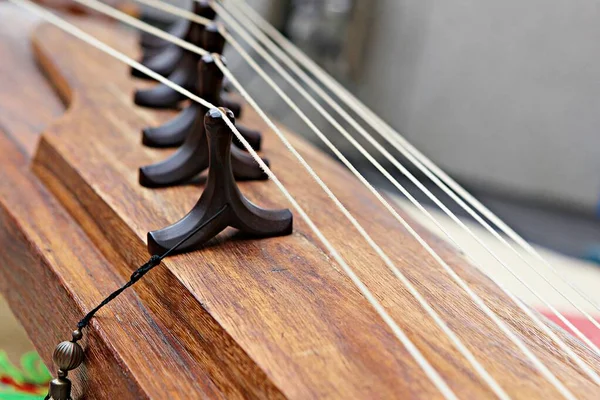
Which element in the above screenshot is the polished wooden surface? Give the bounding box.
[0,5,599,399]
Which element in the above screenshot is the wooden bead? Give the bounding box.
[53,341,84,371]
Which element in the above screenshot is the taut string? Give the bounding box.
[28,0,597,395]
[212,39,582,400]
[130,0,570,395]
[215,59,509,399]
[69,0,210,56]
[120,0,596,392]
[216,0,600,354]
[6,1,459,398]
[229,0,600,326]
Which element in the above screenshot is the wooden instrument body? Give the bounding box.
[0,7,598,399]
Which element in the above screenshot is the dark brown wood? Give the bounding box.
[142,100,200,147]
[140,19,188,51]
[0,9,276,400]
[0,127,275,400]
[0,7,599,400]
[140,96,249,149]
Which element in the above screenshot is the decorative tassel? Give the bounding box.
[42,195,235,399]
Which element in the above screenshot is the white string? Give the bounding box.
[216,59,508,400]
[209,11,582,398]
[72,0,587,394]
[6,1,459,398]
[71,0,209,56]
[219,0,600,358]
[203,0,598,389]
[125,1,511,397]
[135,0,594,392]
[229,0,600,326]
[228,0,600,337]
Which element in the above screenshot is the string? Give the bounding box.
[218,0,600,352]
[230,0,600,325]
[216,0,600,360]
[16,0,596,394]
[59,0,591,394]
[227,0,600,341]
[44,203,227,400]
[221,0,600,373]
[6,1,459,398]
[216,60,509,399]
[67,0,493,395]
[128,3,516,396]
[213,36,579,400]
[68,0,210,56]
[77,205,229,330]
[137,0,596,391]
[207,3,590,394]
[126,1,547,397]
[20,0,487,396]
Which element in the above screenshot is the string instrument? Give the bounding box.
[0,0,599,399]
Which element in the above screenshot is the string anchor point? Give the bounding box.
[140,50,256,150]
[147,107,293,255]
[138,56,266,187]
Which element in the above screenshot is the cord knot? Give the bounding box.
[148,254,162,267]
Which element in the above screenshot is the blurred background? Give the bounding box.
[144,0,600,263]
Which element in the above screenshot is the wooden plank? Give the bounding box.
[0,129,236,399]
[0,3,64,155]
[27,17,600,400]
[0,8,277,400]
[0,6,598,398]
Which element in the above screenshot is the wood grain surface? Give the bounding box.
[0,6,599,399]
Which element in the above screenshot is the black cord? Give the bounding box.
[76,205,228,331]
